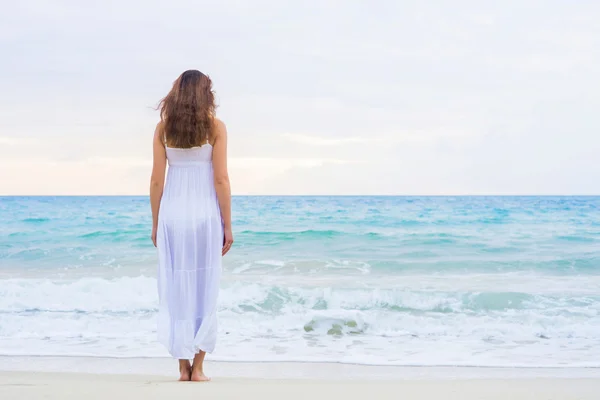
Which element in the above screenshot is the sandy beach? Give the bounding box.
[1,370,599,400]
[2,357,600,400]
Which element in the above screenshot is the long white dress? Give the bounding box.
[156,144,223,359]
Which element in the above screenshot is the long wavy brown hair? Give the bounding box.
[158,70,216,148]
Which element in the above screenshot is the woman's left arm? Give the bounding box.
[150,123,167,247]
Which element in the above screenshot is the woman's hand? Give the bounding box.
[222,227,234,256]
[151,226,158,247]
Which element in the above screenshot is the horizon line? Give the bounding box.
[1,194,600,197]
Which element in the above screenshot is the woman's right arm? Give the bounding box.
[212,118,233,255]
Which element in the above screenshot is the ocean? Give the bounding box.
[1,196,599,368]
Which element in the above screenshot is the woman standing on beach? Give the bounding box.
[149,70,233,381]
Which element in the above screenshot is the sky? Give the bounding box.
[1,0,599,195]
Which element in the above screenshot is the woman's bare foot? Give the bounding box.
[191,368,210,382]
[191,351,210,382]
[178,360,191,381]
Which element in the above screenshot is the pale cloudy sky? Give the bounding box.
[1,0,598,195]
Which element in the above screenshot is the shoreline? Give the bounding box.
[2,356,600,380]
[1,371,599,400]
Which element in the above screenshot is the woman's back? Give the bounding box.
[161,144,219,211]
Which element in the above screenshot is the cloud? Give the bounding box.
[281,129,478,147]
[0,0,599,194]
[281,133,369,146]
[0,137,38,145]
[229,157,354,169]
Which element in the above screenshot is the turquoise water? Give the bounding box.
[1,196,600,366]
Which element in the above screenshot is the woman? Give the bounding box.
[149,70,233,382]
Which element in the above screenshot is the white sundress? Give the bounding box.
[156,143,223,359]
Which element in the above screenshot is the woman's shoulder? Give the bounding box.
[154,121,165,142]
[213,117,226,129]
[212,117,227,137]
